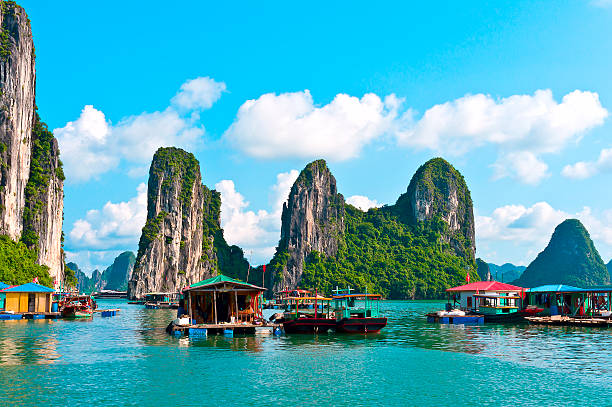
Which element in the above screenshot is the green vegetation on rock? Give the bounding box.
[0,234,52,286]
[21,112,64,249]
[298,203,476,299]
[136,211,167,260]
[515,219,610,288]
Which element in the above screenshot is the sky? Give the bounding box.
[18,0,612,274]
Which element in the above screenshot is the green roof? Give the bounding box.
[189,274,265,290]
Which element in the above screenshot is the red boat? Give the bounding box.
[60,295,96,319]
[280,294,335,334]
[332,289,387,333]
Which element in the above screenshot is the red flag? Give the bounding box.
[33,277,39,284]
[263,264,266,273]
[465,272,470,283]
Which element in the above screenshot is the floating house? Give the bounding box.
[144,292,179,309]
[446,281,525,311]
[525,285,612,317]
[184,275,265,327]
[1,282,54,315]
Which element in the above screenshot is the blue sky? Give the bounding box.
[19,0,612,273]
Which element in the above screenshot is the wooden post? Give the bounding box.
[213,291,218,324]
[234,291,238,323]
[188,292,193,321]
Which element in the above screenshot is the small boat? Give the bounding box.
[331,288,387,333]
[60,295,96,319]
[143,292,179,309]
[280,293,335,334]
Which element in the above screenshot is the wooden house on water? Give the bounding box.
[0,282,56,319]
[525,285,612,317]
[182,275,266,334]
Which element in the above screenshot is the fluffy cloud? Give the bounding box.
[396,90,607,185]
[171,77,226,110]
[396,90,607,154]
[69,183,147,250]
[224,90,399,161]
[476,201,612,265]
[492,151,550,185]
[216,170,299,264]
[224,89,606,185]
[346,195,380,211]
[55,77,225,182]
[562,148,612,179]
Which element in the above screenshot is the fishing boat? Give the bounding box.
[331,288,387,333]
[60,295,96,319]
[280,293,336,334]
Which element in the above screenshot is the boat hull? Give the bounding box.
[482,310,538,323]
[335,317,387,333]
[62,309,93,319]
[283,318,336,334]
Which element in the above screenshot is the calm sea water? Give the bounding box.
[1,300,611,406]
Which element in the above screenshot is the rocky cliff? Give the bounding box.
[128,148,220,299]
[515,219,610,288]
[101,251,135,291]
[269,160,345,291]
[476,258,491,281]
[395,157,475,262]
[267,158,477,299]
[0,1,35,241]
[0,2,64,287]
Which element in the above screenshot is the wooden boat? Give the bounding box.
[60,295,96,319]
[472,293,542,323]
[281,294,335,334]
[331,288,387,333]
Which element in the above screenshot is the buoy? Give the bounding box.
[273,327,282,336]
[223,329,234,337]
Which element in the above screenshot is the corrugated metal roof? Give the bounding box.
[527,284,584,293]
[1,282,54,293]
[446,281,524,292]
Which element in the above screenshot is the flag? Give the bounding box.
[263,264,266,273]
[465,272,470,283]
[33,277,39,284]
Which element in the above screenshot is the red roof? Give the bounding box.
[446,281,524,292]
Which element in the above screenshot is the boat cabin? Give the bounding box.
[331,288,382,320]
[0,282,54,314]
[526,285,612,317]
[446,281,525,315]
[184,275,265,325]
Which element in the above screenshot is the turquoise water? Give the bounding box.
[1,300,611,406]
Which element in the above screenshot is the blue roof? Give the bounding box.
[527,284,584,293]
[0,282,9,290]
[2,282,54,293]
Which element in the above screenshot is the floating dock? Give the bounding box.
[426,313,484,325]
[169,322,282,337]
[0,312,61,320]
[526,315,612,327]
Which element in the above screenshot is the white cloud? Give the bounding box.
[55,76,223,182]
[224,88,606,185]
[396,90,607,185]
[396,90,607,154]
[476,201,612,265]
[562,148,612,179]
[492,151,550,185]
[224,90,399,161]
[346,195,380,211]
[69,183,147,250]
[171,77,226,110]
[216,170,299,264]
